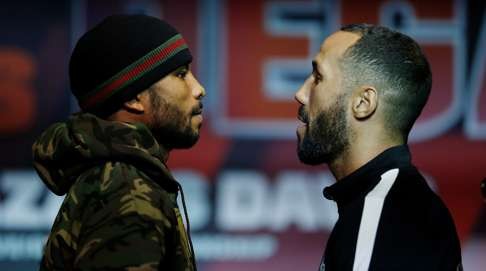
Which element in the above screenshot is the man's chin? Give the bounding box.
[173,133,200,149]
[297,148,326,165]
[152,128,200,150]
[296,136,327,165]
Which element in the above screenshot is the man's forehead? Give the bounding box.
[315,31,361,63]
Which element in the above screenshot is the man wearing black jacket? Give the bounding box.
[294,24,462,271]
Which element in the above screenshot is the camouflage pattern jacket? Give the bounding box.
[33,113,196,271]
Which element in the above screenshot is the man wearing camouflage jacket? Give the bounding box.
[33,15,204,270]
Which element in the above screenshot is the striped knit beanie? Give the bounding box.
[69,14,192,116]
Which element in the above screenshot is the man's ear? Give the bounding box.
[122,93,146,114]
[351,86,378,120]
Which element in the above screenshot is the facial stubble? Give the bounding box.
[148,90,200,149]
[297,94,350,165]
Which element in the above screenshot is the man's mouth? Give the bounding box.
[192,103,203,115]
[298,115,308,124]
[298,106,309,124]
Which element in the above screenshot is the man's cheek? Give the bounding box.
[309,95,325,117]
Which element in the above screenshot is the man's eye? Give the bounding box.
[176,69,188,78]
[313,73,322,84]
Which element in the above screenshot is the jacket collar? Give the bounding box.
[33,113,178,195]
[323,145,412,210]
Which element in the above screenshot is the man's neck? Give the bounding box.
[329,140,403,181]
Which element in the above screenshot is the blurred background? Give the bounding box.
[1,0,485,270]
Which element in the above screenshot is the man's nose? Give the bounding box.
[295,77,310,105]
[189,72,205,99]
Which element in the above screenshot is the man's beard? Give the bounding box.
[297,95,349,165]
[148,90,201,149]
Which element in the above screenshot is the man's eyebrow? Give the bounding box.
[174,64,189,72]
